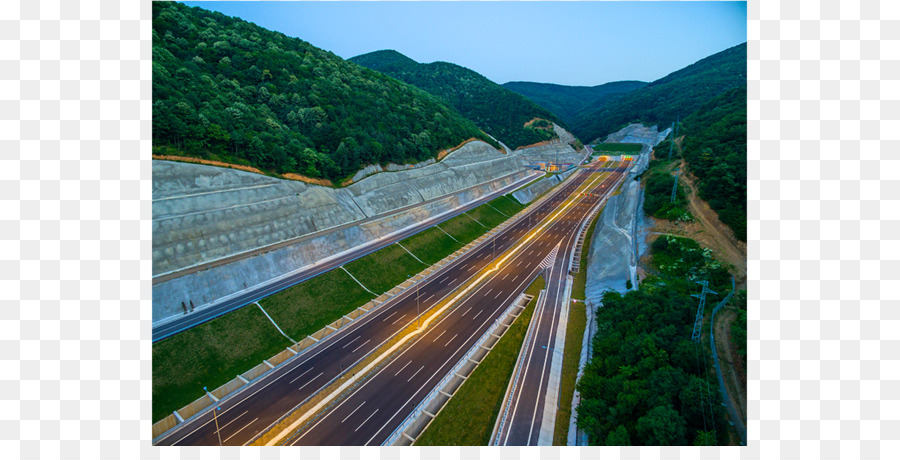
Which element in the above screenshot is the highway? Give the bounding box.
[153,161,619,446]
[152,171,539,342]
[492,163,623,446]
[278,161,628,446]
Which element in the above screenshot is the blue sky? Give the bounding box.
[183,1,746,87]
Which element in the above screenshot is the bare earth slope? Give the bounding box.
[645,159,747,285]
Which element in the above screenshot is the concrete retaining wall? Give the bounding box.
[152,170,528,322]
[153,140,522,277]
[511,167,578,205]
[511,142,583,167]
[602,123,671,145]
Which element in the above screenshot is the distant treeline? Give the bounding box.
[351,50,564,150]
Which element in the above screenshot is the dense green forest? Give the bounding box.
[502,80,646,128]
[679,86,747,241]
[570,43,747,143]
[152,2,497,182]
[577,235,732,445]
[643,158,691,222]
[350,50,565,149]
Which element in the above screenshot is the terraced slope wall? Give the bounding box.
[152,141,528,323]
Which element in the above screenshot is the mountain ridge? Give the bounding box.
[152,2,499,183]
[570,43,747,143]
[350,49,568,150]
[501,80,647,128]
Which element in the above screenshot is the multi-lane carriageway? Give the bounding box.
[154,159,629,446]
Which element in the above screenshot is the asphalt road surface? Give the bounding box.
[154,162,616,446]
[493,163,626,446]
[152,172,539,342]
[280,161,627,446]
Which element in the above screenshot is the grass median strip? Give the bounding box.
[553,301,586,445]
[415,276,545,446]
[571,208,602,301]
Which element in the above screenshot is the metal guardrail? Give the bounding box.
[382,292,529,446]
[490,289,547,446]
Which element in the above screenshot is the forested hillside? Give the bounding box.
[152,2,496,182]
[570,43,747,143]
[680,86,747,241]
[501,80,646,127]
[351,50,566,150]
[578,236,732,446]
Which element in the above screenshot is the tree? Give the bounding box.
[694,430,716,446]
[605,425,631,446]
[636,405,687,445]
[151,1,497,182]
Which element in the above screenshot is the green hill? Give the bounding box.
[501,80,646,127]
[350,50,566,150]
[570,43,747,143]
[680,86,747,241]
[152,2,496,182]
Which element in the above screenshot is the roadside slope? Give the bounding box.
[153,140,530,323]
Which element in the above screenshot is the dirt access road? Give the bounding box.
[645,148,746,286]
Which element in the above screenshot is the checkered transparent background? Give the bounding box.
[1,0,897,458]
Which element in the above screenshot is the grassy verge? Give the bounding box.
[262,268,375,339]
[400,226,463,265]
[152,305,291,422]
[416,276,545,446]
[553,301,586,445]
[571,212,602,301]
[153,196,527,423]
[552,204,602,444]
[344,244,426,294]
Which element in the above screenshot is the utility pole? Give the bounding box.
[691,281,718,342]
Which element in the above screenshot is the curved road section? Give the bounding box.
[283,162,628,446]
[493,163,627,446]
[153,162,615,446]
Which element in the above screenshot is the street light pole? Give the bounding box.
[204,386,222,446]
